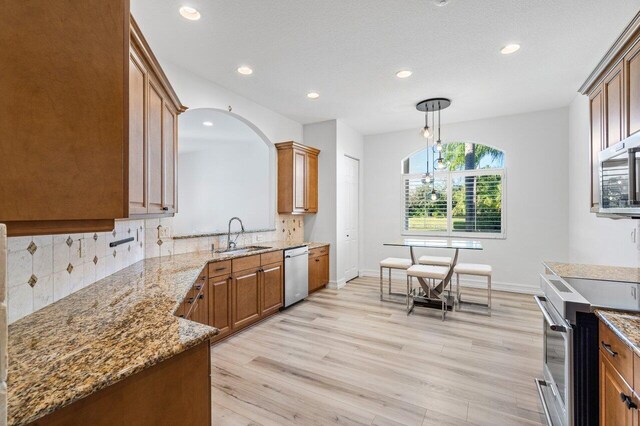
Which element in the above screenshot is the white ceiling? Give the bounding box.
[131,0,640,136]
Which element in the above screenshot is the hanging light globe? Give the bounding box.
[430,190,437,201]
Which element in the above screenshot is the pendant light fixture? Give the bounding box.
[416,98,452,201]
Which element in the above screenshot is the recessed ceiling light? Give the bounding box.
[202,121,213,127]
[237,66,253,75]
[396,70,413,79]
[179,6,201,21]
[307,92,320,99]
[500,44,521,55]
[434,0,449,6]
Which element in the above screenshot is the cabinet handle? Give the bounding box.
[162,207,169,211]
[187,297,194,304]
[601,341,618,357]
[316,258,320,262]
[620,393,638,410]
[200,276,206,280]
[214,266,226,271]
[198,294,204,299]
[195,285,202,291]
[179,314,185,318]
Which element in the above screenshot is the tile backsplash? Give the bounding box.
[6,220,145,323]
[5,214,303,323]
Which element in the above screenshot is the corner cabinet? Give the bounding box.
[0,5,186,237]
[276,142,320,214]
[129,19,186,217]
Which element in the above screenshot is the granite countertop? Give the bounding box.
[7,240,328,425]
[544,261,640,284]
[595,309,640,357]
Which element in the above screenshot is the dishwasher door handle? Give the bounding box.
[286,253,308,259]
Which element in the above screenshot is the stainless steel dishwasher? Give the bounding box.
[284,246,309,308]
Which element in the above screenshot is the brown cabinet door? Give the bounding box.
[318,254,329,287]
[590,83,604,207]
[129,51,147,215]
[231,267,261,330]
[626,42,640,137]
[306,153,318,213]
[261,262,283,316]
[147,80,164,214]
[162,103,177,213]
[308,256,319,293]
[604,62,624,148]
[600,354,636,426]
[293,150,307,212]
[209,276,231,340]
[196,283,208,325]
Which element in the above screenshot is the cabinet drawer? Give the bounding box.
[309,246,329,258]
[232,254,260,272]
[261,250,283,266]
[208,260,231,278]
[600,322,634,384]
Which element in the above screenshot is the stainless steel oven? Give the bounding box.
[599,132,640,216]
[535,292,573,426]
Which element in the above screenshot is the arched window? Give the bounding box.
[401,142,506,238]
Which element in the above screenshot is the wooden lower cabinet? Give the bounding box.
[309,246,330,294]
[261,262,284,316]
[209,275,232,341]
[33,342,211,425]
[231,266,262,330]
[600,354,638,426]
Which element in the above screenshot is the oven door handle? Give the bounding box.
[534,295,567,333]
[535,379,554,426]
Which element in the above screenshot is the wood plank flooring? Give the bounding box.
[210,276,546,425]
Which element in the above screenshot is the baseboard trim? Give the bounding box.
[327,278,347,290]
[359,269,539,295]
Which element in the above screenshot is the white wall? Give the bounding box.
[303,121,338,284]
[567,95,640,266]
[362,108,570,293]
[303,120,365,288]
[161,61,303,146]
[175,139,271,236]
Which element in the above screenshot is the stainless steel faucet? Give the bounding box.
[227,217,245,251]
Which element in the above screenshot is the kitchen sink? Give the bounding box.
[215,245,271,256]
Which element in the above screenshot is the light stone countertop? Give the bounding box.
[7,240,328,425]
[543,261,640,284]
[595,309,640,357]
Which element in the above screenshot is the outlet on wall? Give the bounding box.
[158,226,170,239]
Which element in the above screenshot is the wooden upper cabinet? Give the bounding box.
[129,49,148,215]
[276,141,321,214]
[589,83,604,207]
[625,41,640,137]
[604,62,624,148]
[128,20,186,218]
[0,5,185,236]
[0,0,129,236]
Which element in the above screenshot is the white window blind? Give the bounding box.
[402,169,505,238]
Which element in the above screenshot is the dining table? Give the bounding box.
[383,238,483,311]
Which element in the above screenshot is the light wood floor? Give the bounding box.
[210,276,546,425]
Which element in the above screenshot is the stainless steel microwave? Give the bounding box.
[599,133,640,216]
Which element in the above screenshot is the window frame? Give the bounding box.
[401,168,507,240]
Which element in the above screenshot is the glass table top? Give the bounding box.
[384,238,483,250]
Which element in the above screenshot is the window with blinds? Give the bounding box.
[401,142,505,238]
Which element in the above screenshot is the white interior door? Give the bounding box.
[343,156,359,281]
